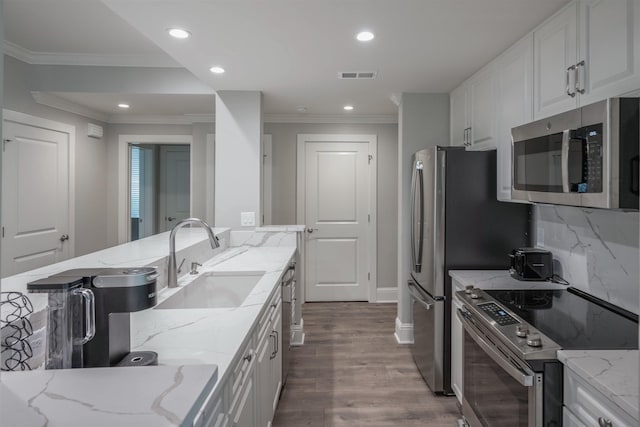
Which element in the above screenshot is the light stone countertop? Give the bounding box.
[0,235,296,427]
[558,350,639,421]
[0,365,218,427]
[449,269,569,290]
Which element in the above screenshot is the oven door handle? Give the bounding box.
[457,309,534,387]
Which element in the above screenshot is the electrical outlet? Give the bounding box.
[240,212,256,227]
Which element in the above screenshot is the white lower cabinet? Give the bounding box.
[564,367,637,427]
[194,288,284,427]
[256,296,283,427]
[450,278,464,404]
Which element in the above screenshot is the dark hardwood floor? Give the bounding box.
[273,302,461,427]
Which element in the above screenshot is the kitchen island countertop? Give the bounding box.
[1,239,296,427]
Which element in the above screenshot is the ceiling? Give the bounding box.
[5,0,570,118]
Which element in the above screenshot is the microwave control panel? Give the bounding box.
[574,124,603,193]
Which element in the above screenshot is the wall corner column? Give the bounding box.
[214,91,263,229]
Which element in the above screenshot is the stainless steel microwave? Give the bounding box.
[511,97,639,209]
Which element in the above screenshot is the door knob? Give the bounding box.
[167,216,176,221]
[59,234,69,242]
[306,228,318,233]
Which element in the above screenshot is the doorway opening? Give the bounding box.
[128,143,191,241]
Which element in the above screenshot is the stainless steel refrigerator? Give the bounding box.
[409,147,531,395]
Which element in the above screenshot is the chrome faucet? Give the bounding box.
[167,218,220,288]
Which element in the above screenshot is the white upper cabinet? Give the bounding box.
[534,0,640,119]
[449,64,498,150]
[533,2,579,119]
[578,0,640,105]
[450,84,468,147]
[496,34,534,201]
[468,65,498,150]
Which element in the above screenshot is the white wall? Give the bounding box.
[263,122,398,290]
[536,205,640,314]
[396,93,449,341]
[3,56,109,256]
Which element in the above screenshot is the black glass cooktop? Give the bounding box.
[486,288,639,350]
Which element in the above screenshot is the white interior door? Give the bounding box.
[159,145,190,232]
[298,135,376,302]
[2,119,71,277]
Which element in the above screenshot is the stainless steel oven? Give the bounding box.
[455,286,638,427]
[511,97,639,209]
[458,308,543,427]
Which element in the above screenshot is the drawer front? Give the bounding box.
[564,369,637,427]
[563,407,587,427]
[230,343,254,396]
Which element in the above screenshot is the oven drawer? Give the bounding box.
[564,368,637,427]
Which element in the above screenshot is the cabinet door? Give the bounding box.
[534,2,579,119]
[578,0,640,105]
[451,296,464,404]
[450,84,468,146]
[468,65,498,150]
[270,306,283,415]
[256,328,273,427]
[231,378,255,427]
[496,34,534,201]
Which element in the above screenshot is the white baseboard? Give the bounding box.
[394,316,414,344]
[374,286,398,303]
[291,319,305,346]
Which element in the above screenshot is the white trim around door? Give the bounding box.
[296,133,377,303]
[117,134,194,244]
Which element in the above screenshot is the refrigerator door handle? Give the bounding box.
[410,166,417,271]
[416,168,424,272]
[408,281,434,310]
[411,160,425,273]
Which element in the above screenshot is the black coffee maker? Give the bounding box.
[28,267,157,368]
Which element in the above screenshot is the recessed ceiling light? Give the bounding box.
[168,28,191,39]
[296,106,308,113]
[209,66,225,74]
[356,31,375,42]
[343,105,354,111]
[118,103,130,109]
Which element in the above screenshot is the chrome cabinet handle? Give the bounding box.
[59,234,69,242]
[598,417,612,427]
[270,332,277,359]
[72,288,95,345]
[575,60,586,94]
[306,227,318,233]
[566,65,577,97]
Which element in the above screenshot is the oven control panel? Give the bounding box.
[477,302,519,326]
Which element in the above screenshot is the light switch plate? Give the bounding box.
[240,212,256,226]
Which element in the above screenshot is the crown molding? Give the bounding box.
[5,40,180,68]
[263,113,398,124]
[31,91,109,122]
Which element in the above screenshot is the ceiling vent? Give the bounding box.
[338,71,377,79]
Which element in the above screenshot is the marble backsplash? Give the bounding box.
[535,205,639,314]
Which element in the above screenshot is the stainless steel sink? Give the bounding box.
[155,271,265,310]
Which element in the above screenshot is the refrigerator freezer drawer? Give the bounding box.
[409,282,445,394]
